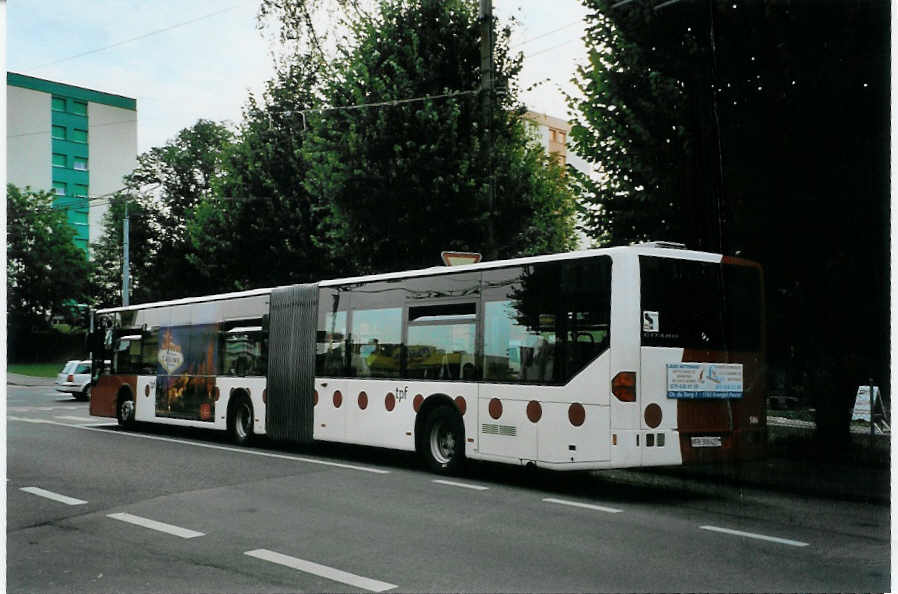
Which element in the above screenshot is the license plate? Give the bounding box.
[691,436,722,448]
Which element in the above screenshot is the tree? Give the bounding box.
[102,120,235,302]
[187,57,336,290]
[89,193,159,307]
[567,1,718,248]
[568,0,889,444]
[7,184,89,331]
[302,0,577,275]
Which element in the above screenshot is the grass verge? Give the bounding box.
[8,362,66,378]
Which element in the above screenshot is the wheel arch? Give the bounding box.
[227,387,252,418]
[414,393,464,454]
[116,383,134,405]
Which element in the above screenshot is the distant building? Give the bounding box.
[523,110,594,249]
[7,72,137,253]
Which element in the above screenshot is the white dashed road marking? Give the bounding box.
[107,512,205,539]
[700,525,809,547]
[432,479,489,491]
[245,549,397,592]
[543,497,623,514]
[20,486,87,505]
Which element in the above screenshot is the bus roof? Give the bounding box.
[95,245,730,315]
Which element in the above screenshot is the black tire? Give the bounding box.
[117,395,135,428]
[421,405,465,475]
[76,385,91,402]
[228,395,254,446]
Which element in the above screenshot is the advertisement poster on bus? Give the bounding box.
[155,324,219,422]
[666,363,743,399]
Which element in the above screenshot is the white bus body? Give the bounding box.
[90,245,765,473]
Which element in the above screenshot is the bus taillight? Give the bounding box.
[612,372,637,402]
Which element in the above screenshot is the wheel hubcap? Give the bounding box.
[430,420,455,464]
[236,404,250,439]
[120,400,134,421]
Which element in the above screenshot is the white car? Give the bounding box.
[55,360,92,401]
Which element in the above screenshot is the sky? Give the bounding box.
[7,0,590,154]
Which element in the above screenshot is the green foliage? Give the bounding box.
[89,120,235,306]
[7,184,89,332]
[304,0,577,274]
[570,0,889,441]
[89,194,158,306]
[568,1,711,247]
[92,0,578,303]
[187,58,334,290]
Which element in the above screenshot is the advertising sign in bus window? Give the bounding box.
[155,324,219,422]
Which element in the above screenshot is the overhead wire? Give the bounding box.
[26,4,243,71]
[510,20,582,49]
[7,118,139,140]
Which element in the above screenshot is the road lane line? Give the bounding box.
[20,487,87,505]
[8,415,390,475]
[700,525,809,547]
[107,512,205,538]
[9,416,61,425]
[543,497,623,514]
[432,479,489,491]
[245,549,396,592]
[54,415,93,423]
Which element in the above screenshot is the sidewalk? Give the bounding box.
[631,422,890,504]
[6,373,55,387]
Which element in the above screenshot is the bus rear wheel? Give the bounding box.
[422,405,465,475]
[228,395,254,446]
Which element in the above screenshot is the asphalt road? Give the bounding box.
[7,383,891,593]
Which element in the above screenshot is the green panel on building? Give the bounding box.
[48,83,92,253]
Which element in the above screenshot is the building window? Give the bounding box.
[53,182,67,196]
[51,125,66,140]
[71,129,88,143]
[52,153,67,168]
[550,129,557,142]
[558,131,566,144]
[74,184,89,198]
[73,157,88,171]
[71,101,87,116]
[52,97,66,111]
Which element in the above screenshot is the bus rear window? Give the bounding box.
[640,256,761,351]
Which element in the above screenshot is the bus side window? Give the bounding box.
[483,256,611,385]
[141,329,159,375]
[350,308,402,378]
[316,311,347,376]
[222,321,266,377]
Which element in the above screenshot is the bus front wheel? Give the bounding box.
[228,395,254,446]
[422,405,465,475]
[117,396,135,428]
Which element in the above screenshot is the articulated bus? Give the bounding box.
[88,244,765,474]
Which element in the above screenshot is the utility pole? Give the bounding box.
[122,198,130,307]
[479,0,496,260]
[707,0,727,255]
